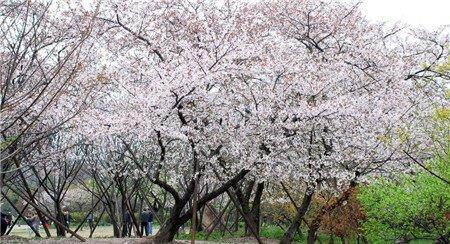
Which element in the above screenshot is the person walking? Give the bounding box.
[122,211,132,237]
[147,204,158,236]
[140,208,149,236]
[63,209,71,228]
[87,213,94,233]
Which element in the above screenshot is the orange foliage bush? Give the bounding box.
[316,188,366,238]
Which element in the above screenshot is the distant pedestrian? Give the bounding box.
[122,211,132,237]
[140,208,149,236]
[87,213,94,232]
[63,209,71,228]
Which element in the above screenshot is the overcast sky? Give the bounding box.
[357,0,450,28]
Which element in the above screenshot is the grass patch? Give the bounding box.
[176,229,244,241]
[176,225,306,242]
[260,224,305,242]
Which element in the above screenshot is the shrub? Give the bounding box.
[358,159,450,242]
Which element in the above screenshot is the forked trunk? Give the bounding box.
[280,190,314,244]
[154,218,181,243]
[306,222,320,244]
[245,182,264,236]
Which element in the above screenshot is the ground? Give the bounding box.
[3,225,277,243]
[8,225,126,239]
[1,235,273,244]
[3,225,156,243]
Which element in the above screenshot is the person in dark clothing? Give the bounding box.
[63,210,71,228]
[140,208,149,236]
[1,212,12,236]
[122,211,132,237]
[87,213,94,232]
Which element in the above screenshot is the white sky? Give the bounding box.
[358,0,450,28]
[75,0,450,29]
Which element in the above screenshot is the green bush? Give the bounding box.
[64,211,112,226]
[259,224,304,241]
[358,159,450,242]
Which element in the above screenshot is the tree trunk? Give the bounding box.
[14,157,51,237]
[306,185,357,244]
[233,180,253,236]
[280,190,314,244]
[153,169,249,242]
[245,182,264,236]
[154,220,180,243]
[306,221,320,244]
[154,204,184,243]
[54,202,66,237]
[105,202,120,238]
[233,208,239,232]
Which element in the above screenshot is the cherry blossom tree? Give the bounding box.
[257,1,449,242]
[73,0,449,242]
[74,0,272,241]
[1,0,100,240]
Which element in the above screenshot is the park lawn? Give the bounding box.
[8,224,435,243]
[176,224,436,244]
[10,225,118,239]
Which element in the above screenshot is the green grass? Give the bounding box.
[176,228,244,241]
[8,223,436,243]
[260,224,305,242]
[175,224,436,243]
[175,225,305,242]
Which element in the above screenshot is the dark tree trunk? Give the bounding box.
[306,219,320,244]
[234,180,254,236]
[280,190,314,244]
[154,220,180,243]
[13,155,51,237]
[117,178,142,237]
[112,220,121,237]
[153,169,249,242]
[104,202,120,238]
[245,182,264,236]
[154,203,184,243]
[305,185,357,244]
[54,202,66,237]
[306,228,317,244]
